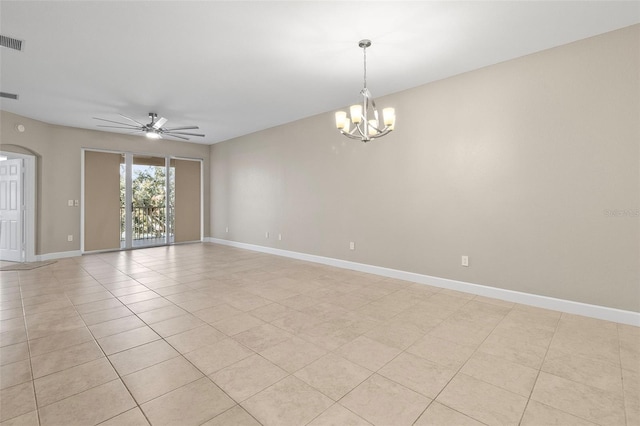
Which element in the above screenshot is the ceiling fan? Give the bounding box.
[93,112,205,141]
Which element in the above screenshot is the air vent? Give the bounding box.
[0,92,19,100]
[0,35,23,51]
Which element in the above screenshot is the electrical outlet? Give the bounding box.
[265,231,269,239]
[349,241,355,250]
[278,233,282,241]
[461,256,469,267]
[74,200,79,207]
[67,200,73,207]
[67,235,73,242]
[225,226,229,233]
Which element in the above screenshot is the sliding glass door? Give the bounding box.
[84,150,201,252]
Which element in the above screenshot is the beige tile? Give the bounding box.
[118,290,160,305]
[233,323,294,352]
[298,323,362,351]
[334,336,401,371]
[88,314,144,339]
[531,371,626,425]
[436,373,527,425]
[407,334,476,370]
[294,353,372,401]
[0,342,29,366]
[193,303,244,324]
[270,311,322,334]
[0,328,27,348]
[127,297,174,314]
[460,351,539,397]
[165,324,226,353]
[0,359,31,390]
[307,403,372,426]
[97,326,160,355]
[378,352,456,399]
[149,314,205,338]
[34,357,118,406]
[364,321,426,350]
[136,305,187,324]
[110,285,150,297]
[141,377,235,425]
[201,405,261,426]
[80,305,133,326]
[27,327,94,357]
[185,338,254,375]
[39,379,136,426]
[248,303,295,322]
[542,347,623,394]
[75,298,124,314]
[211,354,288,401]
[341,374,430,426]
[242,376,333,426]
[123,355,203,404]
[622,368,639,425]
[478,332,548,369]
[427,318,493,347]
[260,336,327,373]
[414,402,484,426]
[25,310,86,340]
[68,290,114,306]
[520,400,598,426]
[99,407,150,426]
[31,340,104,378]
[620,337,640,374]
[213,313,265,336]
[0,410,39,426]
[0,381,36,422]
[108,339,180,376]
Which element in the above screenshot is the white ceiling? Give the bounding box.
[1,1,638,144]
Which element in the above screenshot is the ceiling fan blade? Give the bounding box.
[153,117,168,129]
[163,134,189,140]
[93,117,139,127]
[118,113,146,127]
[166,132,205,137]
[163,126,199,131]
[97,125,144,130]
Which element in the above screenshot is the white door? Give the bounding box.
[0,158,24,262]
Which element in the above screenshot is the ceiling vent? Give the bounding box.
[0,35,23,51]
[0,92,19,100]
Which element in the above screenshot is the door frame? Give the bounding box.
[0,151,36,262]
[81,148,203,253]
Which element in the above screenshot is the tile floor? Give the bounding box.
[0,243,638,426]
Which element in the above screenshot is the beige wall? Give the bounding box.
[0,111,210,255]
[211,25,639,312]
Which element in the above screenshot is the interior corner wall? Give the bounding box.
[210,25,640,312]
[0,110,211,256]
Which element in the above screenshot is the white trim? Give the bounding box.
[0,151,36,262]
[37,250,81,261]
[208,238,640,326]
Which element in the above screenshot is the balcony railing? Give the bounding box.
[120,206,169,241]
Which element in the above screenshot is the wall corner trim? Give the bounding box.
[207,238,639,326]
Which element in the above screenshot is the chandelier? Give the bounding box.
[335,39,396,143]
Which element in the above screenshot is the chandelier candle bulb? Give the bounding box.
[335,111,347,129]
[383,108,396,127]
[350,105,363,123]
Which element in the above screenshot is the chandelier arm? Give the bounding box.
[340,130,364,140]
[368,128,393,139]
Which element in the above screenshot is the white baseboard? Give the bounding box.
[37,250,82,261]
[208,238,639,327]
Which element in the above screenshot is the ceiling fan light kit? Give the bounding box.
[93,112,205,141]
[335,39,395,143]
